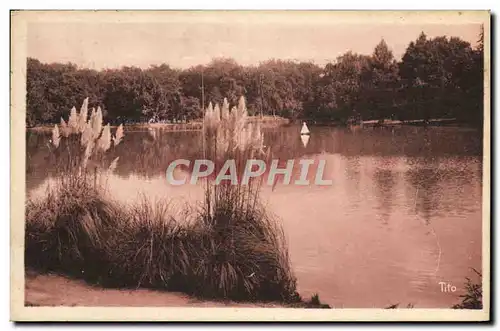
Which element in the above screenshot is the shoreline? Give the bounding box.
[26,116,291,132]
[25,271,280,307]
[25,271,331,308]
[26,117,479,133]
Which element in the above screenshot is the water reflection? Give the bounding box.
[373,166,397,224]
[344,156,361,210]
[404,157,444,224]
[26,125,483,308]
[300,135,310,148]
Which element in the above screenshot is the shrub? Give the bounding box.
[48,98,124,190]
[197,96,297,301]
[452,269,483,309]
[25,179,124,283]
[25,181,298,302]
[25,96,300,304]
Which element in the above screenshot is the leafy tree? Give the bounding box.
[311,52,370,123]
[25,30,484,127]
[361,39,400,120]
[399,32,479,122]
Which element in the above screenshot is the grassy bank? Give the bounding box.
[25,96,329,307]
[25,179,301,303]
[25,270,329,308]
[25,179,330,307]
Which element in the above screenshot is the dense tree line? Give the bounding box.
[26,30,484,127]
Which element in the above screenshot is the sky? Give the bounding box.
[27,15,482,70]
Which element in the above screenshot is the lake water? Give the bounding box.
[26,125,484,308]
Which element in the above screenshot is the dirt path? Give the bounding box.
[25,272,280,307]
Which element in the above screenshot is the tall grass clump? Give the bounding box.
[48,98,124,189]
[26,98,126,282]
[25,179,126,283]
[195,96,299,302]
[25,96,305,305]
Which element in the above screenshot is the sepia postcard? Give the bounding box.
[10,10,491,322]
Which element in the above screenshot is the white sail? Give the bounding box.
[300,122,310,135]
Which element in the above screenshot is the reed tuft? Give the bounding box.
[26,95,302,305]
[68,106,79,134]
[48,98,124,190]
[78,97,89,133]
[60,117,70,138]
[51,124,60,148]
[98,124,112,152]
[113,124,124,146]
[26,179,299,302]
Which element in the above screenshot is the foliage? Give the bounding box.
[48,98,124,189]
[399,32,483,125]
[25,156,299,303]
[385,303,414,309]
[26,95,301,303]
[189,95,298,300]
[26,29,484,127]
[452,269,483,309]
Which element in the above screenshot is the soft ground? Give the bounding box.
[25,271,280,307]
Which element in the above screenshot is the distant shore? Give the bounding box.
[26,117,467,133]
[27,115,291,132]
[308,118,467,127]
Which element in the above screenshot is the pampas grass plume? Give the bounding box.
[202,94,263,155]
[98,124,111,152]
[81,122,93,147]
[81,140,94,170]
[113,124,124,146]
[68,107,79,134]
[213,103,221,122]
[78,98,89,133]
[222,98,230,120]
[60,117,70,138]
[51,124,60,148]
[91,107,103,139]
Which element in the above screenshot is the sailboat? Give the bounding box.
[300,122,310,135]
